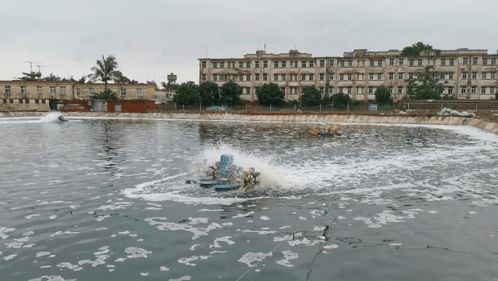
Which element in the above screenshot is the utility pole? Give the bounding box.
[25,60,34,73]
[36,64,46,75]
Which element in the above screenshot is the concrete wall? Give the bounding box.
[2,111,497,136]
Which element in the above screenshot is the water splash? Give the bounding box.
[197,142,289,188]
[0,112,63,124]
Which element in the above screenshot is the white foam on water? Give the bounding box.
[210,236,235,248]
[28,276,76,281]
[276,250,299,267]
[0,227,16,239]
[169,276,191,281]
[145,217,222,240]
[125,247,151,258]
[238,251,272,267]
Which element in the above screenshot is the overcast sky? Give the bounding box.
[1,0,497,84]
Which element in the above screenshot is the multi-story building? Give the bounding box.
[199,48,498,101]
[0,80,156,111]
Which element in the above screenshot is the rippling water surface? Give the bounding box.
[0,117,497,281]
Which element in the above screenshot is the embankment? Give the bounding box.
[1,111,497,136]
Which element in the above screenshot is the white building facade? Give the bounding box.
[199,48,498,101]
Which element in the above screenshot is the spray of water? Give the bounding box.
[0,112,63,124]
[197,142,289,188]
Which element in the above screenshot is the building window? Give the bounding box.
[398,73,404,80]
[301,61,307,68]
[320,60,325,67]
[263,73,268,81]
[220,62,225,68]
[273,74,278,81]
[329,60,334,67]
[37,86,43,96]
[417,59,423,66]
[389,73,394,80]
[409,59,414,66]
[255,61,260,68]
[212,62,218,69]
[329,74,334,81]
[399,58,404,65]
[472,72,477,79]
[463,58,469,65]
[255,74,260,81]
[348,60,352,67]
[274,61,279,68]
[50,86,56,96]
[76,88,81,97]
[398,87,403,94]
[483,58,488,65]
[462,72,468,79]
[263,61,268,68]
[368,87,374,94]
[441,59,446,66]
[60,86,66,96]
[369,74,374,80]
[120,88,127,97]
[491,58,496,65]
[20,86,26,96]
[377,60,382,66]
[389,58,394,66]
[472,57,478,65]
[461,87,466,94]
[369,60,374,67]
[202,74,207,81]
[202,61,206,68]
[408,73,414,80]
[481,87,487,94]
[449,58,454,65]
[448,73,453,80]
[137,89,144,97]
[448,88,453,94]
[4,86,11,96]
[347,74,352,81]
[471,87,476,94]
[491,73,496,79]
[280,61,286,68]
[491,87,495,94]
[377,74,382,80]
[340,74,344,81]
[319,73,325,81]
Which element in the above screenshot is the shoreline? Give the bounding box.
[1,111,498,136]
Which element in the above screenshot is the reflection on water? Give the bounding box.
[0,119,497,281]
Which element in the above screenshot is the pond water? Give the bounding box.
[0,116,497,281]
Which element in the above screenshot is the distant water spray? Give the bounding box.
[38,112,63,123]
[197,143,289,188]
[0,112,63,124]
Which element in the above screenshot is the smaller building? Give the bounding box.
[0,80,156,112]
[155,89,176,104]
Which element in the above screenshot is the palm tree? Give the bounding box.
[88,55,124,93]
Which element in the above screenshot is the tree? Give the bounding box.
[324,92,352,108]
[407,66,444,100]
[19,71,41,81]
[300,86,321,106]
[173,81,200,106]
[375,86,392,105]
[256,83,285,106]
[42,73,61,82]
[220,81,242,106]
[401,42,438,56]
[199,81,219,106]
[146,81,158,88]
[88,55,124,93]
[161,81,179,91]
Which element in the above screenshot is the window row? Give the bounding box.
[3,86,144,97]
[202,57,498,69]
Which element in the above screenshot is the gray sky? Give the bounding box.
[1,0,497,84]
